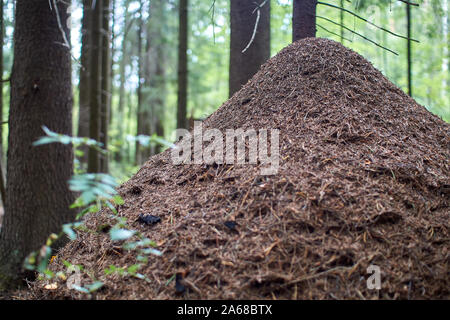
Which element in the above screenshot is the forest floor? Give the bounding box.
[19,38,450,299]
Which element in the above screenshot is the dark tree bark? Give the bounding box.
[135,0,144,165]
[100,0,111,173]
[0,0,4,208]
[406,3,412,97]
[177,0,188,130]
[115,0,130,162]
[229,0,270,98]
[150,0,166,155]
[339,0,344,43]
[88,0,103,173]
[292,0,317,42]
[0,0,75,288]
[78,0,92,167]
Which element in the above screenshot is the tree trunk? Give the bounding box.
[406,3,412,97]
[135,0,144,165]
[100,0,111,173]
[78,0,92,168]
[229,0,270,97]
[115,0,129,163]
[292,0,317,42]
[88,0,103,173]
[177,0,188,130]
[150,0,166,155]
[339,0,344,44]
[0,0,3,156]
[0,0,75,288]
[0,0,5,208]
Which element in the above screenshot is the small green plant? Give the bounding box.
[24,126,166,296]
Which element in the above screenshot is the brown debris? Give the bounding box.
[28,38,449,299]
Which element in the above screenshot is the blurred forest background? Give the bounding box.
[0,0,448,183]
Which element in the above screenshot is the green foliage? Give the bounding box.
[23,127,163,297]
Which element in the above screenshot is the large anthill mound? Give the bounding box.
[30,38,449,299]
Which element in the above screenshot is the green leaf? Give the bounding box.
[63,224,77,241]
[141,248,162,256]
[87,281,104,292]
[72,285,90,294]
[109,228,135,241]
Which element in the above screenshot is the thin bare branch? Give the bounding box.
[242,0,268,53]
[317,23,353,42]
[398,0,419,6]
[316,15,399,55]
[318,1,419,43]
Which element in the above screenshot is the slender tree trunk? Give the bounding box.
[0,0,75,288]
[150,0,166,155]
[88,0,103,173]
[0,0,5,208]
[229,0,270,97]
[177,0,188,130]
[78,0,92,168]
[339,0,344,43]
[406,3,412,97]
[292,0,317,42]
[0,0,3,156]
[135,0,144,165]
[100,0,111,173]
[109,0,115,126]
[115,0,129,163]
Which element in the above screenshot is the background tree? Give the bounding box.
[0,0,75,288]
[100,0,111,172]
[78,0,92,167]
[406,2,412,96]
[88,0,103,173]
[229,0,270,97]
[293,0,318,41]
[177,0,188,130]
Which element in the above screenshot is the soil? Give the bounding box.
[26,38,450,299]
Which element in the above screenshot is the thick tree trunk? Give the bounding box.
[177,0,188,130]
[78,0,92,167]
[229,0,270,97]
[88,0,103,173]
[0,0,75,288]
[292,0,317,42]
[100,0,111,173]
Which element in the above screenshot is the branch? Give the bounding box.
[0,78,10,83]
[317,23,353,42]
[208,0,217,43]
[317,1,419,43]
[316,15,399,55]
[398,0,419,6]
[242,0,268,53]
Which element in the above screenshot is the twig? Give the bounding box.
[318,1,419,43]
[242,0,268,53]
[316,15,398,55]
[317,23,353,42]
[208,0,216,43]
[281,266,353,287]
[398,0,419,6]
